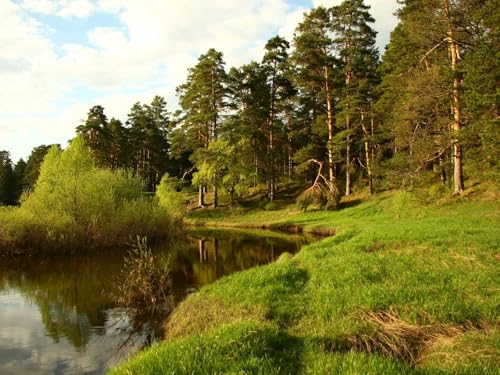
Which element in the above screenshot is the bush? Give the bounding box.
[155,173,186,220]
[264,201,279,211]
[112,236,174,316]
[0,137,176,255]
[297,189,340,212]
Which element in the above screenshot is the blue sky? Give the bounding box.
[0,0,399,162]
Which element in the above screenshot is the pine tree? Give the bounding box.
[0,151,16,205]
[108,118,129,169]
[76,105,112,167]
[176,49,227,207]
[262,36,295,200]
[376,0,481,192]
[126,100,170,191]
[389,0,487,193]
[226,62,270,188]
[462,0,499,179]
[331,0,378,196]
[13,158,27,203]
[292,6,339,195]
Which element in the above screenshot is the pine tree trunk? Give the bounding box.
[361,114,373,196]
[439,156,447,186]
[213,185,218,209]
[345,110,351,196]
[253,138,257,188]
[268,72,276,201]
[445,0,464,194]
[344,58,352,197]
[270,125,275,201]
[325,81,335,189]
[198,185,204,207]
[287,114,293,177]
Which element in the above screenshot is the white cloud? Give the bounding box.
[0,2,62,114]
[20,0,96,18]
[56,0,95,18]
[277,7,309,42]
[19,0,55,15]
[0,293,142,374]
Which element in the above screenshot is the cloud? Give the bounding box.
[0,2,62,114]
[20,0,96,18]
[0,293,141,375]
[277,6,309,42]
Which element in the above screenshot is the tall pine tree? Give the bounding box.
[176,49,227,207]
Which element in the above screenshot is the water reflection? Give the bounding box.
[167,229,312,290]
[0,228,316,375]
[0,292,140,375]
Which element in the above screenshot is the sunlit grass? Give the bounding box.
[110,191,500,374]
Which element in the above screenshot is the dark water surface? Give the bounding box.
[0,228,317,375]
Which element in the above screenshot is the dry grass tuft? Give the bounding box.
[348,308,492,365]
[164,295,264,339]
[420,324,499,368]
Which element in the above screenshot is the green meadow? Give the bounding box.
[110,191,500,374]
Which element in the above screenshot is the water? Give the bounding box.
[0,228,316,375]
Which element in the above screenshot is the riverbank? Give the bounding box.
[110,190,499,374]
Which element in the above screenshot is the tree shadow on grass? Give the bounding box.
[140,322,306,375]
[263,265,311,328]
[338,198,364,210]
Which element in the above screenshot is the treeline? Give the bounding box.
[1,0,497,208]
[75,97,172,192]
[0,145,55,205]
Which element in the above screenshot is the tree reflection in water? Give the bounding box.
[0,228,317,374]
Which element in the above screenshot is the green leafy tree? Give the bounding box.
[23,137,144,223]
[23,145,57,191]
[191,139,252,207]
[156,173,186,220]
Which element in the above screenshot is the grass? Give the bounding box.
[110,188,499,374]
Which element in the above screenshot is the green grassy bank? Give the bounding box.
[110,190,499,374]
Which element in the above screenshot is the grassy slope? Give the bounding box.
[110,191,499,374]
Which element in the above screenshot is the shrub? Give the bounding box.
[297,189,340,212]
[155,173,186,220]
[0,137,176,255]
[112,236,174,316]
[264,201,279,211]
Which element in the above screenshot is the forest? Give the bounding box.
[1,0,497,212]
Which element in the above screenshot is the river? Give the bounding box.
[0,228,316,375]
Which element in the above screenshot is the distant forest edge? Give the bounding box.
[0,0,498,208]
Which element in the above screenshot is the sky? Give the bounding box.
[1,0,400,162]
